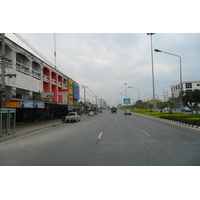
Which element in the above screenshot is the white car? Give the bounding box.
[124,109,131,115]
[88,111,94,116]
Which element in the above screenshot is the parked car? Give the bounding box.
[65,112,80,123]
[182,107,192,112]
[88,111,94,116]
[124,109,132,115]
[93,111,98,115]
[99,110,102,113]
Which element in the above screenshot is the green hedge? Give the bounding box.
[159,115,200,126]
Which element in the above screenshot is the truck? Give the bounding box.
[65,112,80,123]
[111,107,117,113]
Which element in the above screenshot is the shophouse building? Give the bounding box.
[0,34,80,122]
[171,81,200,106]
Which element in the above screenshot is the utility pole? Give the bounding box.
[1,33,6,108]
[83,86,86,114]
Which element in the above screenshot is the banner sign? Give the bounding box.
[41,92,54,99]
[4,100,20,108]
[58,89,68,95]
[5,100,44,108]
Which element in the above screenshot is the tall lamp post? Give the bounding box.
[124,83,127,98]
[163,85,172,102]
[128,86,140,108]
[124,83,127,106]
[147,33,156,112]
[154,49,183,113]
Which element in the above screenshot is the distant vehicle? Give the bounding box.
[93,111,98,115]
[111,107,117,113]
[65,112,80,123]
[99,110,102,113]
[88,111,94,116]
[163,107,170,111]
[182,107,192,112]
[124,109,132,115]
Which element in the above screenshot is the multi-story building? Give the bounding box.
[0,34,80,122]
[171,81,200,106]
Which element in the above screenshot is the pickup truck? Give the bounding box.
[65,112,80,123]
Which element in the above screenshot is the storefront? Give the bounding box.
[4,98,45,122]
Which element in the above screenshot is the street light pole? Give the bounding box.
[147,33,156,112]
[124,83,127,106]
[163,85,172,102]
[124,83,127,98]
[154,49,183,113]
[128,86,140,108]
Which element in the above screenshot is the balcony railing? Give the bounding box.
[0,55,12,68]
[32,69,41,79]
[16,61,29,74]
[51,78,56,85]
[43,74,50,83]
[58,81,62,87]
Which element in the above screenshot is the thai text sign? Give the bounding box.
[41,92,54,99]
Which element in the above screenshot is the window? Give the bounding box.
[197,84,200,86]
[185,83,192,88]
[16,57,21,63]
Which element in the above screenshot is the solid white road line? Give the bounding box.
[98,132,103,139]
[142,130,151,137]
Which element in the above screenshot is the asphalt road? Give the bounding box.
[0,110,200,166]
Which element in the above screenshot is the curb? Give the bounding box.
[131,112,200,131]
[0,122,63,144]
[0,114,88,144]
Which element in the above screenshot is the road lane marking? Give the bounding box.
[142,130,151,137]
[98,132,103,139]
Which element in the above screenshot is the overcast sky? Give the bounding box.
[5,33,200,106]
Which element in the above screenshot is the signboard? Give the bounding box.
[4,100,20,108]
[124,98,130,104]
[73,83,80,100]
[41,92,54,99]
[67,78,73,104]
[58,89,68,95]
[4,100,44,108]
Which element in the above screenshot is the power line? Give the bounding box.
[13,33,55,67]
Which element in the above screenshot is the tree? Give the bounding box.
[167,99,176,114]
[181,89,200,114]
[156,102,166,111]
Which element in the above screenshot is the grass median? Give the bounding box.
[129,109,200,126]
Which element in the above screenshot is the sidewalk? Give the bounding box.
[0,114,88,143]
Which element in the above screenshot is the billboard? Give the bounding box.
[73,83,80,100]
[124,98,130,104]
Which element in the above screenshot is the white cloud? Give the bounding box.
[5,33,200,106]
